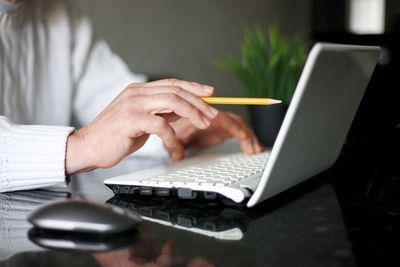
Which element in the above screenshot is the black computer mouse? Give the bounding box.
[28,199,142,234]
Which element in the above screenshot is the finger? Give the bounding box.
[156,241,175,267]
[140,78,214,97]
[240,139,255,154]
[164,140,185,161]
[222,116,255,154]
[250,134,263,153]
[140,94,211,129]
[219,114,249,138]
[133,115,178,151]
[226,113,263,152]
[129,85,218,119]
[225,113,254,139]
[249,135,263,153]
[252,138,264,153]
[161,113,181,122]
[218,114,254,153]
[161,241,175,256]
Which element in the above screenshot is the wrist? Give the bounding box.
[65,129,96,174]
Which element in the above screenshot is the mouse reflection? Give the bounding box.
[28,224,215,267]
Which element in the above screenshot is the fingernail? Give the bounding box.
[255,146,261,153]
[247,140,253,153]
[257,144,263,153]
[256,140,264,152]
[252,140,260,153]
[204,86,214,94]
[252,141,258,154]
[209,107,219,117]
[172,151,181,160]
[202,116,211,127]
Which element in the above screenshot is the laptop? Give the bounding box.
[104,43,381,208]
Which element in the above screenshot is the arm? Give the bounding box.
[0,117,74,192]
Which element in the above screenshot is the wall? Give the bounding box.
[385,0,400,31]
[70,0,311,118]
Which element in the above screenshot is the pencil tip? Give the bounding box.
[269,99,282,104]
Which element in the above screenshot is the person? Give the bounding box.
[0,0,262,192]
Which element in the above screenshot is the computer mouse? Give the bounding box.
[28,199,142,234]
[28,227,140,252]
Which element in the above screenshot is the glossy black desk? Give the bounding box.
[1,129,400,267]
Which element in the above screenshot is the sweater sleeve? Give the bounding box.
[0,117,74,192]
[70,10,167,158]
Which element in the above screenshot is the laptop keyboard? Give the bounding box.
[147,152,268,187]
[111,152,269,203]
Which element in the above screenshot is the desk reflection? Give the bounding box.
[27,227,214,267]
[0,180,355,266]
[0,190,69,261]
[107,182,356,266]
[0,190,214,267]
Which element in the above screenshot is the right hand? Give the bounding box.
[65,79,219,174]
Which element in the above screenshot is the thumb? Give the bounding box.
[165,140,185,161]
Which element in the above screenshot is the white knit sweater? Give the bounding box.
[0,0,164,192]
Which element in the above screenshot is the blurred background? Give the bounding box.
[70,0,311,119]
[71,0,400,135]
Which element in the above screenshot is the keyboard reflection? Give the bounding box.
[107,195,255,241]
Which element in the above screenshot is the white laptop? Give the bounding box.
[104,43,381,208]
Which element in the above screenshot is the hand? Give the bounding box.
[65,79,219,174]
[167,111,263,160]
[93,239,215,267]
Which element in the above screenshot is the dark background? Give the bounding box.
[312,0,400,137]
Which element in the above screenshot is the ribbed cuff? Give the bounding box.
[0,117,74,192]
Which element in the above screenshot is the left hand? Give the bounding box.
[167,111,263,160]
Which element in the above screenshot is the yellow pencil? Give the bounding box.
[201,97,282,105]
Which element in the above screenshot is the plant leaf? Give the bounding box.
[211,23,308,103]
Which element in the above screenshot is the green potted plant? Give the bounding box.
[213,24,307,147]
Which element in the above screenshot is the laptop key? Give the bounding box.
[178,188,197,199]
[139,187,153,195]
[155,188,170,196]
